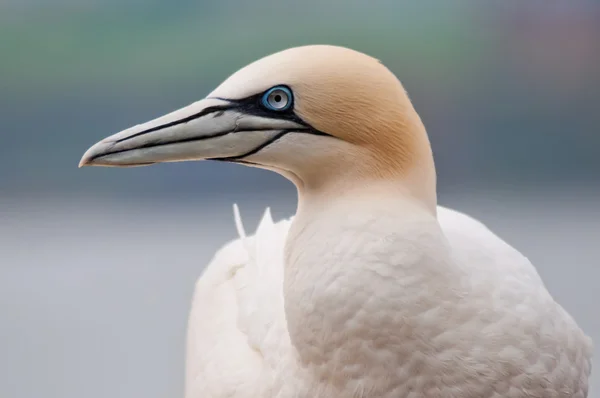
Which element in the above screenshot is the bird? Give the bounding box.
[79,45,592,398]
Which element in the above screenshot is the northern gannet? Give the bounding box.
[80,45,592,398]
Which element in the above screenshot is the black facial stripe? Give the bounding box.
[116,87,328,145]
[210,129,330,162]
[94,88,335,164]
[115,104,235,143]
[216,95,333,137]
[214,159,260,166]
[210,90,311,128]
[212,131,288,161]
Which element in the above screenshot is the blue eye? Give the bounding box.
[261,86,293,111]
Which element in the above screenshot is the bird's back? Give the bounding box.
[185,205,593,398]
[436,206,593,397]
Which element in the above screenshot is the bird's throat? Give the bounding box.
[282,188,445,391]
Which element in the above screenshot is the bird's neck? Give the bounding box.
[283,181,450,391]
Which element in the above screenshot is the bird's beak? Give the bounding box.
[79,98,306,167]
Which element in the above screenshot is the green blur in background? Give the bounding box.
[0,2,599,398]
[1,1,598,197]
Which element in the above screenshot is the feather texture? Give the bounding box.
[185,205,592,398]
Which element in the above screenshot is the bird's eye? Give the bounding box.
[261,86,292,111]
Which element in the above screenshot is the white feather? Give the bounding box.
[185,205,593,398]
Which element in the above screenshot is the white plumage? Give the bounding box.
[184,205,592,398]
[80,45,593,397]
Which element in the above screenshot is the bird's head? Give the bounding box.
[80,45,436,209]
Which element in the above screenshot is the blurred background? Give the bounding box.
[1,1,599,397]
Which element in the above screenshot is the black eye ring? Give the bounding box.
[261,86,293,111]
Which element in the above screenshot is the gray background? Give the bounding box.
[1,2,598,397]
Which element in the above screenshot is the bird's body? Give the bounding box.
[80,45,592,397]
[186,203,591,398]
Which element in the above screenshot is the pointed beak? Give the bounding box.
[79,98,305,168]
